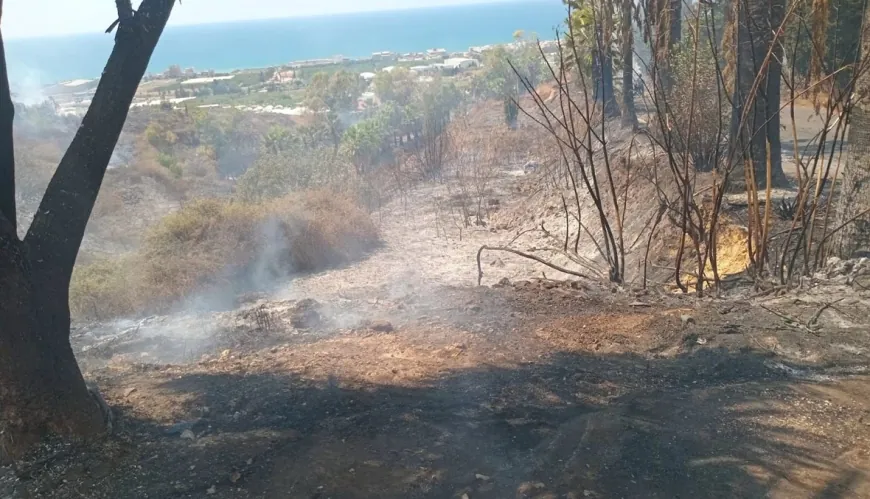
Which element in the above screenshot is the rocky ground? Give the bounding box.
[4,123,870,498]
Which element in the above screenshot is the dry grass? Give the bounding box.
[69,256,145,321]
[70,190,379,320]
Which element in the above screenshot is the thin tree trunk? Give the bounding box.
[601,51,619,116]
[835,4,870,257]
[649,0,682,92]
[0,0,176,463]
[621,0,637,127]
[766,0,785,182]
[669,0,682,50]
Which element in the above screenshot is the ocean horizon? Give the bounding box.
[5,0,566,87]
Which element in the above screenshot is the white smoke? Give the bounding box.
[8,64,48,106]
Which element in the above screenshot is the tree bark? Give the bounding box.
[621,0,638,127]
[766,0,785,180]
[835,4,870,258]
[592,24,620,117]
[0,0,176,463]
[647,0,682,92]
[0,25,15,234]
[729,0,787,189]
[668,0,682,52]
[0,232,105,462]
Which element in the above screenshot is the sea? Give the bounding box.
[5,0,566,87]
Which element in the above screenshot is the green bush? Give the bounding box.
[157,152,183,178]
[70,256,144,320]
[665,39,729,172]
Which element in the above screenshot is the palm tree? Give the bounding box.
[620,0,638,127]
[644,0,682,92]
[564,0,620,117]
[729,0,787,189]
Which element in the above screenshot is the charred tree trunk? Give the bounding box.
[668,0,682,52]
[0,235,105,461]
[621,0,637,127]
[729,0,787,189]
[0,27,14,236]
[766,0,785,179]
[592,24,620,117]
[646,0,682,92]
[0,0,176,463]
[835,5,870,258]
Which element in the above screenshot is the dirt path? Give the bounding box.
[6,157,870,498]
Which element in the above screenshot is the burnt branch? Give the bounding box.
[106,0,135,33]
[25,0,177,283]
[477,245,594,286]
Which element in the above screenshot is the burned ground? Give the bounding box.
[4,109,870,498]
[4,277,870,499]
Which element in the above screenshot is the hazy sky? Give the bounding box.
[3,0,519,39]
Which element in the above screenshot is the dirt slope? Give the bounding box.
[4,133,870,499]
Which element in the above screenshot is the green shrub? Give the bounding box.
[70,256,144,320]
[157,152,183,178]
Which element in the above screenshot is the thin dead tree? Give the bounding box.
[478,24,627,285]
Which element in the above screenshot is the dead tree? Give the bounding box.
[0,0,176,462]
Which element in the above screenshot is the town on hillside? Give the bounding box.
[40,38,561,118]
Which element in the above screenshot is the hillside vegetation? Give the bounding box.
[70,191,378,320]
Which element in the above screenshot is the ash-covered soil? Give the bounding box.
[5,125,870,498]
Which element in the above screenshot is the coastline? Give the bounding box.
[6,0,565,84]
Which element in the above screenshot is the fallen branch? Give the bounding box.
[477,245,593,286]
[759,304,820,335]
[807,297,845,329]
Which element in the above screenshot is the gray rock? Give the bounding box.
[523,160,540,174]
[165,418,203,436]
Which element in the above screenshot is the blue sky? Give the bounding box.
[4,0,524,39]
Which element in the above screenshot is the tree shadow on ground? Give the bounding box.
[83,346,869,499]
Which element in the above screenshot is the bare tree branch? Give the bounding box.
[25,0,177,283]
[477,245,593,286]
[106,0,135,33]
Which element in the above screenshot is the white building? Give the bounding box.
[410,65,440,75]
[372,51,398,61]
[442,58,479,71]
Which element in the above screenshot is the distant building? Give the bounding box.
[180,75,236,86]
[360,72,377,82]
[164,65,183,78]
[442,58,478,71]
[410,65,439,75]
[372,51,398,62]
[271,70,296,83]
[468,45,494,55]
[399,52,426,63]
[288,55,350,68]
[426,48,447,58]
